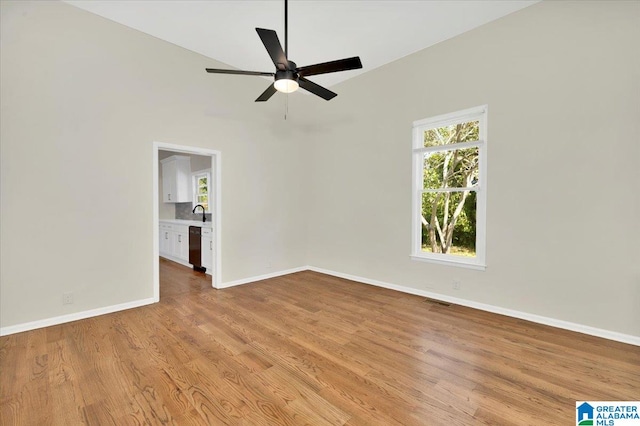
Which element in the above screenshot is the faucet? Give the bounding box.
[192,204,206,223]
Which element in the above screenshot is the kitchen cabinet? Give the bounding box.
[159,222,190,264]
[201,227,214,272]
[159,220,214,275]
[159,224,174,255]
[173,227,189,260]
[161,155,191,203]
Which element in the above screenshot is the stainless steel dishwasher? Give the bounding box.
[189,226,206,272]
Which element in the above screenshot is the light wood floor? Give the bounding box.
[1,259,639,425]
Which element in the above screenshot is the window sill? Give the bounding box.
[410,255,486,271]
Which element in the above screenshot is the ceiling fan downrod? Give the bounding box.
[284,0,288,58]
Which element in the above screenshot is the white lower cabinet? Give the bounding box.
[160,221,214,274]
[173,227,189,260]
[159,225,173,255]
[201,228,214,272]
[159,222,190,263]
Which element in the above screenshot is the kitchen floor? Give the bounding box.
[159,257,212,299]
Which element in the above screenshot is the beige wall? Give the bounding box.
[0,1,307,328]
[2,0,638,339]
[299,0,640,337]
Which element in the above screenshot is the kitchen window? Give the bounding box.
[411,105,487,270]
[192,170,211,212]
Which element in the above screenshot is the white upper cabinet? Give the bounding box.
[161,155,191,203]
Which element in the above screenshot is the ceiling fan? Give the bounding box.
[205,0,362,102]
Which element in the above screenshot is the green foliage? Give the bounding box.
[423,120,479,147]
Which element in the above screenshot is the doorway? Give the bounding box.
[152,141,221,301]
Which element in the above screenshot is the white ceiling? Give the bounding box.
[64,0,539,89]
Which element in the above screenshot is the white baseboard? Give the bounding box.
[0,264,309,336]
[4,266,638,347]
[218,266,309,289]
[0,297,157,337]
[307,266,640,347]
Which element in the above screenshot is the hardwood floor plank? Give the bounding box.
[0,335,24,402]
[190,356,300,426]
[248,339,327,393]
[1,262,639,425]
[0,397,21,426]
[162,362,246,425]
[317,384,406,426]
[256,366,351,426]
[234,349,273,374]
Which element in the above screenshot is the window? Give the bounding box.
[192,170,211,212]
[411,105,487,270]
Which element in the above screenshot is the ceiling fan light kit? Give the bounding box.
[205,0,362,102]
[274,69,299,93]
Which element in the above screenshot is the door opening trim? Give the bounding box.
[152,141,222,300]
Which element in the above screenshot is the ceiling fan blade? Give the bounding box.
[205,68,274,77]
[298,77,337,101]
[297,57,362,77]
[256,28,288,70]
[255,84,277,102]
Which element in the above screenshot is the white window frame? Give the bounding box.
[411,105,488,270]
[192,169,211,213]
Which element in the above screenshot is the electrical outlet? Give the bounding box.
[452,280,461,290]
[63,292,74,305]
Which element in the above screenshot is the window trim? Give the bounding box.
[192,169,212,213]
[411,105,488,270]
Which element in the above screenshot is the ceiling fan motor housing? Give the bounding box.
[275,69,298,83]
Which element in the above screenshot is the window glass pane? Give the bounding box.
[421,191,476,257]
[423,120,479,148]
[197,176,208,194]
[193,172,211,212]
[423,147,479,189]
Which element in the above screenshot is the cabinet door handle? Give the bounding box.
[168,193,171,201]
[165,232,168,240]
[210,241,212,250]
[178,235,181,243]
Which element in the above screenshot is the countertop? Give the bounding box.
[159,219,213,228]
